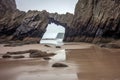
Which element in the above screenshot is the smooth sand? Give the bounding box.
[0,42,120,80]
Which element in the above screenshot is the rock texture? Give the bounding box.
[65,0,120,43]
[0,0,120,43]
[0,0,16,18]
[0,0,73,42]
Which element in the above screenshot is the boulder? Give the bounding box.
[52,63,68,67]
[29,49,55,58]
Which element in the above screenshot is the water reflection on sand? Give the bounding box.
[0,43,120,80]
[49,49,66,62]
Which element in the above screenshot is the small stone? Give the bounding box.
[44,45,51,47]
[43,57,51,60]
[56,46,61,48]
[52,63,68,67]
[2,54,11,58]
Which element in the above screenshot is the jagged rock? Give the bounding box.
[52,63,68,67]
[0,0,73,42]
[0,0,120,43]
[67,0,120,43]
[49,12,73,27]
[0,0,16,19]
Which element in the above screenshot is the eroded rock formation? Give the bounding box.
[65,0,120,43]
[0,0,73,42]
[0,0,120,43]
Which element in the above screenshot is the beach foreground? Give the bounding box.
[0,42,120,80]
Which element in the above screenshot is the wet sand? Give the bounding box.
[0,42,120,80]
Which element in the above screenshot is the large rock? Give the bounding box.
[0,0,120,43]
[66,0,120,43]
[12,11,73,40]
[0,0,73,41]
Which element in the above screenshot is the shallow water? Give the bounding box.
[0,43,120,80]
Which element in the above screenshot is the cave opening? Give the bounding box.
[40,23,65,45]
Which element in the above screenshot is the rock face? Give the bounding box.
[0,0,73,42]
[12,11,73,41]
[65,0,120,43]
[0,0,120,43]
[0,0,25,40]
[0,0,16,18]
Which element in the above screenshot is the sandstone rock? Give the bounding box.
[0,0,16,19]
[68,0,120,43]
[52,63,68,67]
[0,0,120,43]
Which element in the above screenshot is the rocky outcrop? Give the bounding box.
[0,0,16,18]
[0,0,73,42]
[65,0,120,43]
[0,0,120,43]
[12,11,73,41]
[13,10,49,40]
[49,12,73,27]
[0,0,25,40]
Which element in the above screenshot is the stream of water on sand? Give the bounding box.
[0,43,120,80]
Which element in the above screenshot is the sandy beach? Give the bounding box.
[0,42,120,80]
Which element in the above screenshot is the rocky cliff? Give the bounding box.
[0,0,120,43]
[0,0,73,42]
[65,0,120,43]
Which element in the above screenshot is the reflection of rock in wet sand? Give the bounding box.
[0,42,120,80]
